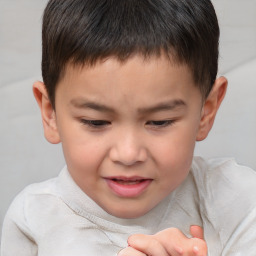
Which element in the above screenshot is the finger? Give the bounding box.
[190,238,208,256]
[118,246,147,256]
[155,228,191,256]
[128,234,169,256]
[157,227,206,256]
[190,225,204,239]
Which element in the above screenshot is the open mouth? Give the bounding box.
[105,177,153,197]
[111,178,147,185]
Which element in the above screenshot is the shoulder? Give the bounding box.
[5,177,59,213]
[191,156,256,201]
[191,157,256,247]
[3,176,62,235]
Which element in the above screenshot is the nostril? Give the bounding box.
[109,145,147,166]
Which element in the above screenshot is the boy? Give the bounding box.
[1,0,256,255]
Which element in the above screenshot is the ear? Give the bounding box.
[33,81,61,144]
[196,76,228,141]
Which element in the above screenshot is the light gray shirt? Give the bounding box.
[1,157,256,255]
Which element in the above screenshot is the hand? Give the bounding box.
[118,226,207,256]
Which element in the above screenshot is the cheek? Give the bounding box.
[61,138,107,194]
[157,147,192,195]
[60,130,107,175]
[154,130,196,167]
[152,128,196,187]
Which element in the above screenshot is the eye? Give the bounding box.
[146,120,174,128]
[80,119,111,129]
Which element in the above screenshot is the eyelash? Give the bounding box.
[80,119,111,128]
[146,120,175,128]
[80,119,175,129]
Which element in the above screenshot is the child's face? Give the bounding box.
[38,54,221,218]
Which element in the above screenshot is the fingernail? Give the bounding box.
[175,246,184,254]
[193,246,199,253]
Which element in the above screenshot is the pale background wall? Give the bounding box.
[0,0,256,240]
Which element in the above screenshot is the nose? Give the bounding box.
[109,130,147,166]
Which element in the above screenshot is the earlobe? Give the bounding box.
[33,81,61,144]
[196,76,228,141]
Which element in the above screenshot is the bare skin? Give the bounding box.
[119,226,207,256]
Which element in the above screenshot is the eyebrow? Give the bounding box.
[70,98,115,113]
[70,98,186,114]
[138,99,187,114]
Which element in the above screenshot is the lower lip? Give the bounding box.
[105,179,152,198]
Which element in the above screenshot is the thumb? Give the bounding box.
[190,225,204,239]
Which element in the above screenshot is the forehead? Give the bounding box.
[61,54,193,85]
[56,54,201,107]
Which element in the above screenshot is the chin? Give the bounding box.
[105,203,152,219]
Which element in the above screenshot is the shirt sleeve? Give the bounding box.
[1,191,38,256]
[221,206,256,255]
[192,157,256,255]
